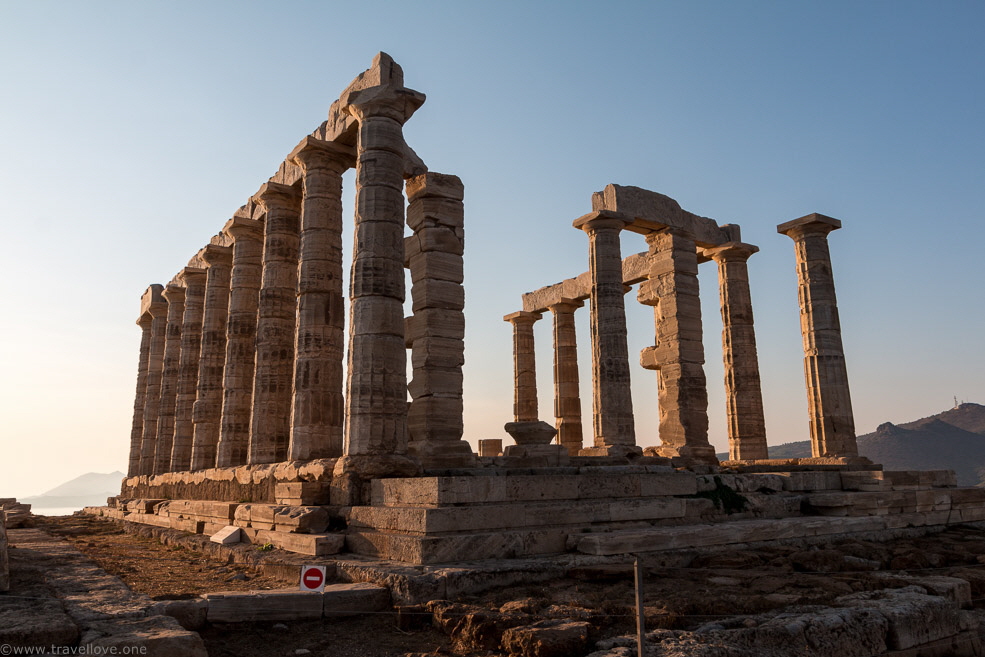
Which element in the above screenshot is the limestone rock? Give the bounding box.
[501,619,591,657]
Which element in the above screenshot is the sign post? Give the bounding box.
[299,565,327,592]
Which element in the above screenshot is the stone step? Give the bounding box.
[370,469,698,507]
[203,583,389,622]
[348,496,695,534]
[346,526,569,564]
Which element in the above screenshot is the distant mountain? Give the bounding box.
[21,471,124,510]
[756,403,985,485]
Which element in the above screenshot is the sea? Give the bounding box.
[31,506,84,516]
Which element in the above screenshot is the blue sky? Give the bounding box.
[1,1,982,497]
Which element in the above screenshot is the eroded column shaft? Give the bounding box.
[128,313,154,477]
[575,212,636,451]
[138,292,167,476]
[216,218,263,468]
[639,230,711,458]
[406,172,473,466]
[504,311,541,422]
[778,214,857,457]
[190,245,232,470]
[170,268,207,471]
[154,284,185,475]
[249,183,302,465]
[550,299,584,455]
[710,244,768,460]
[289,142,350,461]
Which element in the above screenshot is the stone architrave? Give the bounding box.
[639,229,715,464]
[190,244,233,470]
[572,211,639,456]
[287,138,353,461]
[127,312,154,477]
[504,311,542,423]
[548,298,584,455]
[707,243,768,460]
[154,283,186,475]
[249,182,302,465]
[337,78,424,477]
[138,286,167,476]
[778,213,858,457]
[405,172,474,467]
[170,267,207,472]
[216,217,263,468]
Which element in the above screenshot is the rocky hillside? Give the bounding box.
[765,403,985,485]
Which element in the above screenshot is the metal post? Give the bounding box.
[634,557,646,657]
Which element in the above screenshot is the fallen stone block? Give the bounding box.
[254,530,344,556]
[210,525,242,545]
[204,590,324,622]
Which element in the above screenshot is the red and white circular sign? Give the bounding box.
[300,565,327,592]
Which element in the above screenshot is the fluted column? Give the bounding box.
[170,267,207,472]
[406,172,473,467]
[216,217,263,468]
[708,243,768,460]
[639,229,715,463]
[504,311,542,422]
[128,301,156,476]
[338,82,424,474]
[248,183,302,465]
[573,211,638,456]
[190,244,232,470]
[288,138,353,461]
[138,286,167,475]
[549,299,584,455]
[778,213,857,457]
[154,283,185,475]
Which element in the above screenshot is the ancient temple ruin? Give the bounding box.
[102,54,985,568]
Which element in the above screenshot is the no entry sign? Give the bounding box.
[299,565,327,592]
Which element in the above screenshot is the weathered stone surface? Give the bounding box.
[504,311,542,422]
[171,267,207,472]
[205,589,324,622]
[210,525,241,545]
[0,512,8,593]
[549,299,584,455]
[154,283,185,475]
[138,289,167,476]
[322,582,390,617]
[504,420,557,446]
[82,616,208,657]
[128,312,154,476]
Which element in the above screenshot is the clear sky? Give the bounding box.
[1,1,982,498]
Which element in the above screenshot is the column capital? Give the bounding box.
[547,298,584,314]
[222,216,263,242]
[139,283,165,316]
[254,181,302,213]
[504,310,543,326]
[176,267,207,288]
[136,313,153,328]
[161,283,186,303]
[344,84,426,124]
[289,136,355,172]
[777,213,841,239]
[201,244,233,267]
[705,241,760,264]
[573,210,634,234]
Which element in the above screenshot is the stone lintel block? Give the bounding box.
[411,279,464,311]
[204,590,324,622]
[777,212,841,236]
[408,251,464,283]
[406,172,464,202]
[406,197,464,231]
[593,184,731,247]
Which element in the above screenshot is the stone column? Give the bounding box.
[127,314,153,477]
[287,138,353,461]
[138,286,167,476]
[707,243,768,460]
[154,283,185,475]
[406,172,474,467]
[504,311,542,422]
[249,182,302,465]
[572,211,639,456]
[337,82,424,478]
[549,298,584,455]
[216,217,263,468]
[639,229,715,464]
[778,213,858,457]
[170,267,207,472]
[190,244,232,470]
